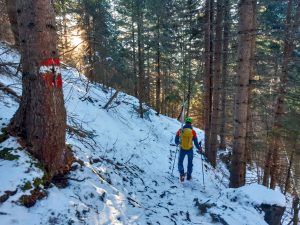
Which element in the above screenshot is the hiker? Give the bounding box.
[175,117,202,182]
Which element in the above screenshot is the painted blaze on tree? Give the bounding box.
[8,0,73,177]
[40,58,63,89]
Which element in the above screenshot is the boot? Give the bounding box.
[180,175,185,182]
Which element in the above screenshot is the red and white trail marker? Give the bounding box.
[39,58,62,89]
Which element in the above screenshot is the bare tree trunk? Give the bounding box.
[145,34,151,105]
[186,70,191,117]
[85,14,95,82]
[203,0,213,158]
[284,150,295,194]
[155,17,161,115]
[131,0,137,97]
[187,59,191,117]
[186,76,191,117]
[161,70,166,115]
[187,1,193,117]
[219,0,230,150]
[245,0,257,164]
[8,0,73,177]
[263,144,273,187]
[229,0,256,188]
[185,0,193,117]
[137,0,145,118]
[208,0,223,168]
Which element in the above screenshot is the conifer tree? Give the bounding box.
[7,0,73,177]
[230,0,257,188]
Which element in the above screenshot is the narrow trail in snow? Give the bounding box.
[89,149,215,224]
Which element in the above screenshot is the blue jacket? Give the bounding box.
[175,123,201,150]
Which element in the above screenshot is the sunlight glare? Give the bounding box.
[71,35,82,46]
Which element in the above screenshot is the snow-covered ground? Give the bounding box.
[0,42,288,225]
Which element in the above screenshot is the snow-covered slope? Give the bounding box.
[0,42,286,225]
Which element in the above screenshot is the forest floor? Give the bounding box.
[0,42,289,225]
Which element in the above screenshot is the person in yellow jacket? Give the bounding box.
[175,117,202,182]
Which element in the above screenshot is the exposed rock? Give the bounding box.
[260,204,285,225]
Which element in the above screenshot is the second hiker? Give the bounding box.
[175,117,202,182]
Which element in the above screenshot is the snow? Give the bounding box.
[0,138,43,193]
[224,183,286,207]
[0,42,289,225]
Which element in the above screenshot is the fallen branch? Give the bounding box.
[0,62,19,67]
[127,196,142,208]
[0,81,20,102]
[103,90,119,110]
[67,125,87,138]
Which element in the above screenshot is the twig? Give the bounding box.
[67,177,87,182]
[0,81,21,102]
[0,62,19,67]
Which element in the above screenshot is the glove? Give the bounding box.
[197,147,203,154]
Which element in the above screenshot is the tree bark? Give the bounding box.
[229,0,256,188]
[245,0,257,164]
[203,0,213,158]
[155,17,161,115]
[8,0,73,177]
[137,0,145,118]
[145,37,151,105]
[219,0,230,150]
[263,144,273,187]
[284,150,294,195]
[208,0,223,167]
[186,0,193,117]
[131,0,137,97]
[84,13,95,83]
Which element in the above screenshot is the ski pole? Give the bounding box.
[201,153,205,188]
[199,141,205,188]
[171,145,179,176]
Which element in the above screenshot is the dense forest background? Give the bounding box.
[0,0,299,202]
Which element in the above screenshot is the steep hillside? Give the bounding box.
[0,43,286,225]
